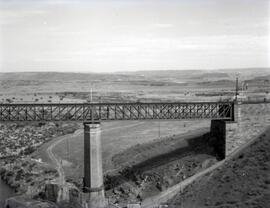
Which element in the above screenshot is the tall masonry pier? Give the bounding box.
[83,122,106,208]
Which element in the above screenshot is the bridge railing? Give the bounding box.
[0,102,234,122]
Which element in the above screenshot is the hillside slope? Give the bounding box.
[168,127,270,208]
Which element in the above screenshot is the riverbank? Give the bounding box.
[0,122,79,207]
[0,158,15,208]
[0,157,58,196]
[0,177,15,208]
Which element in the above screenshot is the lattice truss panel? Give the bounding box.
[0,102,234,122]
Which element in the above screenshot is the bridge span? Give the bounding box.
[0,101,235,208]
[0,101,234,122]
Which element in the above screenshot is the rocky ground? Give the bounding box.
[0,122,79,159]
[226,103,270,155]
[167,127,270,208]
[102,129,220,206]
[0,122,79,203]
[0,158,58,196]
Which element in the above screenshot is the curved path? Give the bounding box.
[46,129,83,185]
[45,122,144,185]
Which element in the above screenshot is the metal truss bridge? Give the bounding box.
[0,102,234,122]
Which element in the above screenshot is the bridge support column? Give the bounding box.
[210,120,226,159]
[83,122,106,208]
[210,119,238,159]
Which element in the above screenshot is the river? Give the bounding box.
[0,178,15,208]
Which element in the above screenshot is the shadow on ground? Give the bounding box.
[104,131,219,190]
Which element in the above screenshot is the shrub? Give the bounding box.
[6,170,14,177]
[44,168,57,174]
[0,168,6,176]
[23,146,35,155]
[21,162,28,167]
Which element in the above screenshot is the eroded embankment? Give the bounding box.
[167,128,270,208]
[104,128,221,205]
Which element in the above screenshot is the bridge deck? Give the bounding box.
[0,102,234,122]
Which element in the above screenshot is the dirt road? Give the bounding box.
[46,129,83,185]
[46,122,144,185]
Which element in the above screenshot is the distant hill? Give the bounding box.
[0,72,137,82]
[245,75,270,87]
[196,79,235,86]
[192,72,229,80]
[0,68,268,83]
[217,68,270,80]
[252,75,270,81]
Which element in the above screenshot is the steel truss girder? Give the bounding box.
[0,102,234,122]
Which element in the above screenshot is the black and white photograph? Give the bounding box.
[0,0,269,208]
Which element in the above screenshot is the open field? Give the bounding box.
[0,69,269,104]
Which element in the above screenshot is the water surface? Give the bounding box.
[0,178,15,208]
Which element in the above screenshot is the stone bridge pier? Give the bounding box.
[210,103,239,159]
[83,122,107,208]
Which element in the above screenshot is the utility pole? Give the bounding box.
[235,76,239,102]
[90,83,93,103]
[158,121,161,139]
[90,83,95,122]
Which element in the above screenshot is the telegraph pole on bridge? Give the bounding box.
[235,76,239,102]
[82,83,106,208]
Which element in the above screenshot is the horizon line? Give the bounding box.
[1,67,269,74]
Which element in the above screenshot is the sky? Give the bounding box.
[0,0,269,73]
